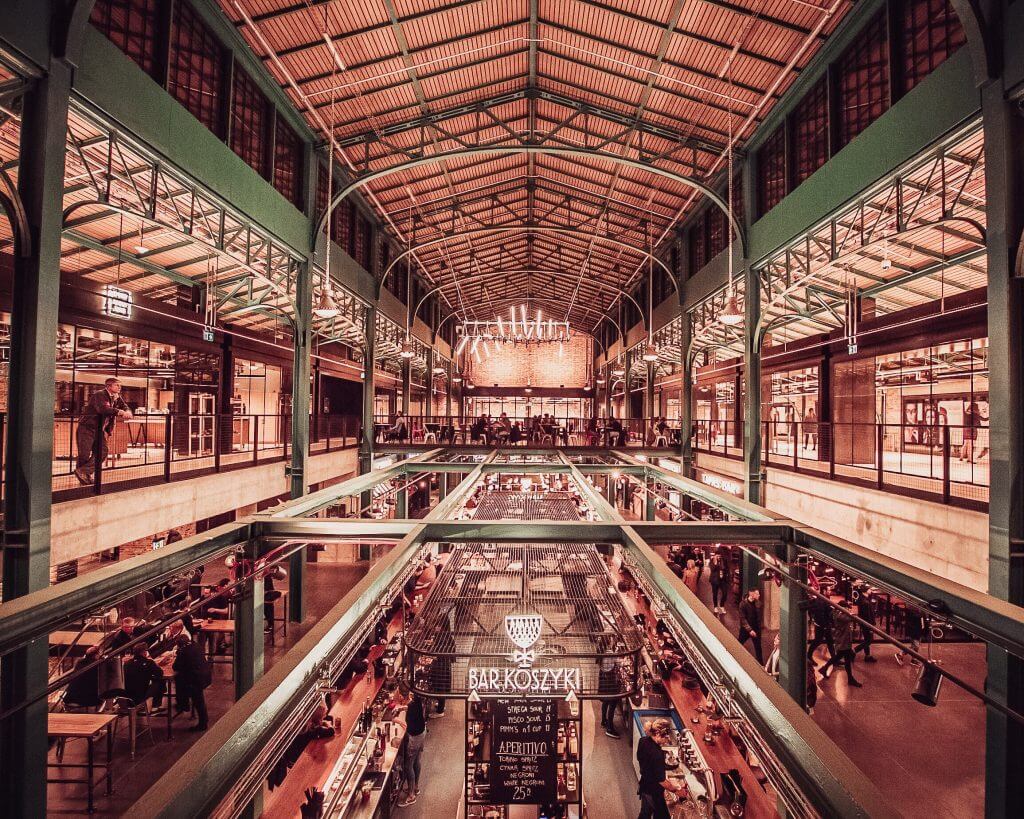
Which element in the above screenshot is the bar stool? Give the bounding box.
[112,696,156,759]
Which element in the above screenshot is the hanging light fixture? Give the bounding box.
[720,293,743,326]
[432,365,445,375]
[524,380,533,394]
[642,341,659,362]
[596,375,606,385]
[313,280,340,318]
[399,337,416,359]
[452,372,464,384]
[133,224,147,255]
[611,358,625,377]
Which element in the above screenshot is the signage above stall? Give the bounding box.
[468,614,581,695]
[699,471,743,496]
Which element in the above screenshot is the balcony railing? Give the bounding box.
[691,418,989,509]
[32,413,360,501]
[373,415,684,448]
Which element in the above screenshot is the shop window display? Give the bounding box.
[762,366,820,458]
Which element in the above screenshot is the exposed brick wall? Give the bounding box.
[467,335,590,387]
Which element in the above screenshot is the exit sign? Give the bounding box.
[203,327,215,342]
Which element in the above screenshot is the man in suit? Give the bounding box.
[75,377,132,484]
[172,633,210,731]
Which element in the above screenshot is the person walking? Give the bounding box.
[172,633,211,731]
[636,718,686,819]
[708,552,728,614]
[75,377,132,484]
[682,559,699,595]
[819,602,862,687]
[895,609,926,667]
[738,589,764,664]
[853,594,878,662]
[803,595,836,664]
[397,692,427,807]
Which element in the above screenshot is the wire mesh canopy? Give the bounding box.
[405,492,642,698]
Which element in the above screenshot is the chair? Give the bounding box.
[654,433,668,447]
[111,695,156,760]
[423,430,438,444]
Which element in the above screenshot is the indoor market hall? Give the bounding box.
[0,1,1021,818]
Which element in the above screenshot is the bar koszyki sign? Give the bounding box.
[468,614,581,695]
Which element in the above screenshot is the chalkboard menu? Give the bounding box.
[489,698,558,804]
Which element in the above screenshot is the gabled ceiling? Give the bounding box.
[222,0,854,333]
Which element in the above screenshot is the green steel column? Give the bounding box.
[287,261,311,623]
[646,361,656,423]
[981,78,1024,819]
[742,268,762,505]
[425,348,434,420]
[233,548,265,700]
[401,359,411,416]
[623,349,633,422]
[438,470,447,501]
[395,471,408,518]
[680,315,694,479]
[0,60,72,817]
[359,306,376,509]
[644,477,656,521]
[778,542,807,708]
[603,374,612,420]
[445,358,452,421]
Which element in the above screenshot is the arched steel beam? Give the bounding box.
[413,268,648,326]
[314,145,746,255]
[0,167,31,258]
[55,0,99,65]
[947,0,998,84]
[380,226,677,295]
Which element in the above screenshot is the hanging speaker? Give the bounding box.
[911,663,943,707]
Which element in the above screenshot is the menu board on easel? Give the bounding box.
[489,698,558,804]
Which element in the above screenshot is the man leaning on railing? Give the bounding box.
[74,376,132,485]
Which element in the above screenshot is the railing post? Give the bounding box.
[252,415,259,464]
[284,414,290,461]
[93,426,103,495]
[164,415,172,483]
[214,414,221,472]
[828,423,836,480]
[876,424,884,490]
[793,421,799,470]
[942,424,951,504]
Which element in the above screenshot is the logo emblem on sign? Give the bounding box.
[505,614,543,667]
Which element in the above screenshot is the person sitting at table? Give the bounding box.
[470,414,488,444]
[646,418,660,446]
[586,417,598,446]
[64,646,103,710]
[385,411,408,442]
[109,616,140,654]
[509,421,523,445]
[608,416,625,446]
[172,633,210,731]
[153,617,192,656]
[201,578,232,619]
[494,413,511,443]
[124,642,166,712]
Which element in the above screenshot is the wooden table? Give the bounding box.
[48,712,116,813]
[198,619,235,666]
[50,631,106,648]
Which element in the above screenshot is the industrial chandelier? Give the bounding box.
[454,305,570,355]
